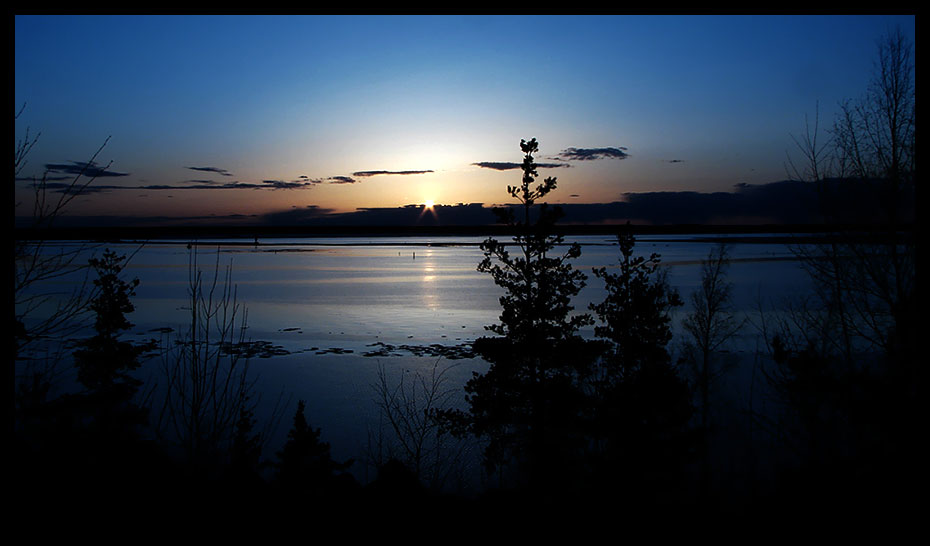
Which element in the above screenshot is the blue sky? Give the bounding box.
[14,15,915,221]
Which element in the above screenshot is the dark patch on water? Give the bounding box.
[362,341,475,360]
[315,347,354,355]
[136,338,161,358]
[214,339,291,358]
[152,336,476,361]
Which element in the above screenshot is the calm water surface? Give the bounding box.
[19,234,816,473]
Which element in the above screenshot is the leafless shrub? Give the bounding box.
[365,360,476,493]
[154,246,284,471]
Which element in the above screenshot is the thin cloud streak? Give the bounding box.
[44,161,129,178]
[472,161,570,171]
[40,179,321,194]
[186,166,233,176]
[351,170,434,177]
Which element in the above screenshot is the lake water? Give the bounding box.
[16,233,817,482]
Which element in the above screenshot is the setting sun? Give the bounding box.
[424,200,434,209]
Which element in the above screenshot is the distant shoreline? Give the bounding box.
[14,222,910,245]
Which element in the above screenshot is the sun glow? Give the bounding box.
[424,199,435,209]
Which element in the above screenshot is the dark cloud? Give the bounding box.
[260,179,319,190]
[16,175,73,182]
[552,179,906,225]
[41,182,202,194]
[186,166,233,176]
[15,213,261,228]
[666,159,684,163]
[41,178,320,194]
[472,162,570,171]
[472,162,520,171]
[44,161,129,178]
[556,147,629,161]
[351,170,434,177]
[39,182,116,195]
[328,176,357,184]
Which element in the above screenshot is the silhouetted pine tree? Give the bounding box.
[71,249,148,439]
[587,226,694,503]
[446,138,597,493]
[275,400,355,501]
[16,249,155,496]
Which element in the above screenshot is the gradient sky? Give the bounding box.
[14,15,915,222]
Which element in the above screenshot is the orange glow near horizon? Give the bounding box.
[418,201,439,223]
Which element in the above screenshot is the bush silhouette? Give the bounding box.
[275,400,356,503]
[586,226,695,503]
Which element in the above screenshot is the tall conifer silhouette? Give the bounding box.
[448,138,595,491]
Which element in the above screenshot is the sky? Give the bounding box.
[14,15,916,225]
